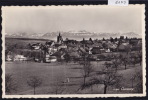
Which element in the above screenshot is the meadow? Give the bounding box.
[5,60,142,94]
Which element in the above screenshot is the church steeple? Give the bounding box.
[57,32,63,44]
[59,32,61,36]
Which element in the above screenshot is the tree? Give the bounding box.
[81,61,91,85]
[137,51,142,66]
[125,45,131,54]
[130,55,138,67]
[27,76,42,95]
[63,53,70,64]
[122,57,129,70]
[82,38,85,42]
[110,37,114,42]
[114,37,118,42]
[81,56,94,85]
[5,74,18,94]
[126,36,128,40]
[89,38,93,42]
[85,61,94,77]
[112,56,120,71]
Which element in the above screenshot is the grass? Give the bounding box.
[6,62,83,94]
[5,60,142,95]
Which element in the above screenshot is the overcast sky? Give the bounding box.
[3,5,144,35]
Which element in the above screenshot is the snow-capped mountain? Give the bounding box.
[122,32,141,38]
[5,31,141,40]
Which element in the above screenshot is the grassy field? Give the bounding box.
[5,60,142,95]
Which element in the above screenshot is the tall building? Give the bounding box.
[57,32,63,44]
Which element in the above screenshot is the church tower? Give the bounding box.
[57,32,63,44]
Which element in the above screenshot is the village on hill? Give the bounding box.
[5,33,142,63]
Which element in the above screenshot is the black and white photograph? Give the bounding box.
[2,5,146,98]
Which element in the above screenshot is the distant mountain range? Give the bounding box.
[5,30,141,41]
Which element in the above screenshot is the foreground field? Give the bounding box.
[5,60,142,95]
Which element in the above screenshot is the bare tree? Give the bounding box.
[5,74,18,94]
[81,66,87,86]
[81,60,94,85]
[85,61,94,77]
[131,55,138,67]
[27,76,42,95]
[122,57,129,70]
[112,56,120,71]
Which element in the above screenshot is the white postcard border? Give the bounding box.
[1,5,146,98]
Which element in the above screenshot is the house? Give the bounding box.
[47,47,57,55]
[45,41,55,47]
[100,49,106,53]
[6,55,13,61]
[45,55,57,63]
[50,56,57,62]
[51,50,66,59]
[91,47,104,54]
[107,43,117,52]
[5,51,13,61]
[105,48,111,53]
[58,45,67,50]
[30,43,42,50]
[118,43,132,52]
[14,55,27,61]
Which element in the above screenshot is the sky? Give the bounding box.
[3,5,144,35]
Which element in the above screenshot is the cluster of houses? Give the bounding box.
[5,33,142,63]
